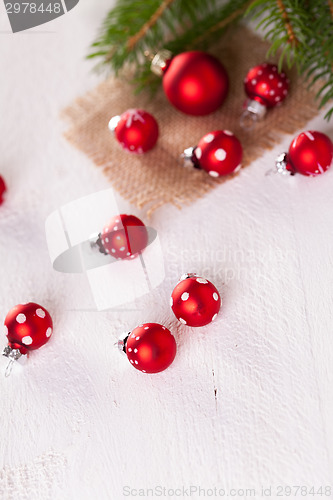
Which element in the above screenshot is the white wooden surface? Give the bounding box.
[0,2,333,499]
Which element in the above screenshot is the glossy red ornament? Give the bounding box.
[120,323,177,373]
[0,175,6,205]
[171,274,221,327]
[160,51,229,116]
[109,109,159,153]
[184,130,243,177]
[100,214,148,259]
[242,63,289,126]
[3,302,53,356]
[276,130,333,176]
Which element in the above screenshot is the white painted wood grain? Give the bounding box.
[0,2,332,499]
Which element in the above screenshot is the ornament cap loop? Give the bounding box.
[240,99,267,130]
[179,273,197,282]
[2,346,23,377]
[150,49,173,76]
[117,332,130,355]
[275,152,293,175]
[108,115,121,134]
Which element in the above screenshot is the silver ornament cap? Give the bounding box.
[150,49,173,77]
[108,115,121,134]
[117,332,130,355]
[275,152,292,175]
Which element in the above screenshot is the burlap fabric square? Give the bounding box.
[62,26,321,215]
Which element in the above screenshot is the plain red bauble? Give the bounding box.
[0,175,6,205]
[125,323,176,373]
[101,214,148,259]
[193,130,243,177]
[4,303,53,355]
[163,51,229,116]
[114,109,159,153]
[171,275,221,327]
[244,63,289,108]
[286,130,333,176]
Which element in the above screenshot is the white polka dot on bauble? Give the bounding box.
[269,90,275,95]
[46,328,52,338]
[135,360,138,365]
[209,171,219,178]
[129,145,135,150]
[223,130,233,136]
[179,318,187,325]
[214,149,226,161]
[196,278,208,284]
[142,370,146,373]
[258,70,263,75]
[128,348,132,352]
[36,308,46,319]
[105,237,109,243]
[134,348,138,353]
[269,74,274,79]
[136,336,140,340]
[16,313,26,324]
[130,359,134,364]
[111,249,116,253]
[116,236,121,240]
[195,147,202,159]
[144,326,149,330]
[251,79,257,84]
[213,292,219,301]
[113,226,118,231]
[203,133,214,143]
[275,96,281,101]
[127,252,131,256]
[181,292,189,301]
[22,336,33,345]
[278,82,283,88]
[120,247,125,251]
[283,89,288,95]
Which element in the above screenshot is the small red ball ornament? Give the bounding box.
[3,303,53,375]
[183,130,243,177]
[151,50,229,115]
[241,63,289,126]
[109,109,159,153]
[118,323,177,373]
[171,274,221,327]
[0,175,7,205]
[99,214,148,259]
[276,130,333,176]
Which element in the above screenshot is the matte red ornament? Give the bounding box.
[109,109,159,153]
[161,51,229,116]
[3,302,53,366]
[120,323,177,373]
[100,214,148,259]
[242,63,289,126]
[171,274,221,327]
[276,130,333,176]
[183,130,243,177]
[0,175,6,205]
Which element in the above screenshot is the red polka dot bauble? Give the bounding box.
[184,130,242,177]
[100,214,148,259]
[0,175,6,205]
[276,130,333,176]
[159,51,229,116]
[171,274,221,327]
[4,303,53,356]
[109,109,159,153]
[119,323,177,373]
[242,63,289,125]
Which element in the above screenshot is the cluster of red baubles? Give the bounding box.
[106,55,332,178]
[120,274,222,373]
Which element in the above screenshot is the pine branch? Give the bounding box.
[89,0,333,119]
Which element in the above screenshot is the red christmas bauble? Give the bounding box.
[0,175,6,205]
[162,51,229,115]
[100,214,148,259]
[282,130,333,176]
[110,109,159,153]
[125,323,176,373]
[192,130,243,177]
[4,303,53,355]
[171,274,221,327]
[244,63,289,108]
